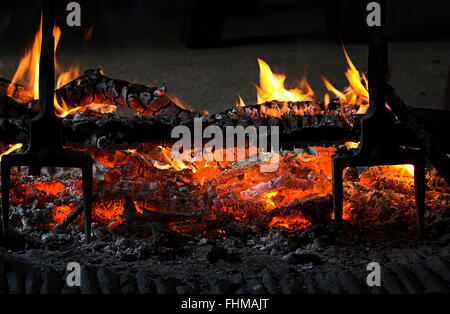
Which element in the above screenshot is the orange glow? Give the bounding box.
[403,164,415,176]
[52,205,73,224]
[157,146,197,172]
[0,144,23,161]
[33,181,65,195]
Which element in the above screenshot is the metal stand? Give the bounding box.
[332,28,426,237]
[1,0,93,242]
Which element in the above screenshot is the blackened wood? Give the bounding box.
[55,69,193,117]
[0,91,36,119]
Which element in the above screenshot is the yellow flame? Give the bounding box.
[239,45,370,116]
[261,191,278,208]
[0,144,23,161]
[236,94,246,107]
[256,58,314,104]
[345,142,359,149]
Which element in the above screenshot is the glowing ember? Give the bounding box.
[32,181,65,196]
[52,205,73,224]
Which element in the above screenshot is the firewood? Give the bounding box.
[0,91,36,119]
[0,78,35,104]
[55,69,193,117]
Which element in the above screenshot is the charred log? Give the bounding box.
[0,112,360,148]
[54,69,194,118]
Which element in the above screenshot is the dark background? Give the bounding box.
[0,0,449,112]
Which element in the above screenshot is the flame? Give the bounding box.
[159,147,197,172]
[236,94,246,107]
[261,191,278,209]
[256,58,314,104]
[345,142,359,150]
[0,144,23,161]
[239,45,369,116]
[7,15,82,117]
[322,44,369,114]
[54,60,81,117]
[7,17,42,99]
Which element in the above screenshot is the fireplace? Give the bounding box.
[0,0,449,298]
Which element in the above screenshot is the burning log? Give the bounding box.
[0,91,36,119]
[0,78,35,105]
[54,69,194,118]
[0,110,360,148]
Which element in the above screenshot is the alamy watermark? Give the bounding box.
[171,118,280,172]
[366,262,381,287]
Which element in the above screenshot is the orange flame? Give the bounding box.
[8,15,82,117]
[7,17,42,99]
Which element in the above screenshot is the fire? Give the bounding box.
[345,142,359,150]
[0,144,23,161]
[7,15,82,117]
[7,17,42,99]
[238,44,369,115]
[322,44,369,114]
[236,94,246,107]
[255,58,314,104]
[3,18,432,237]
[261,191,278,209]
